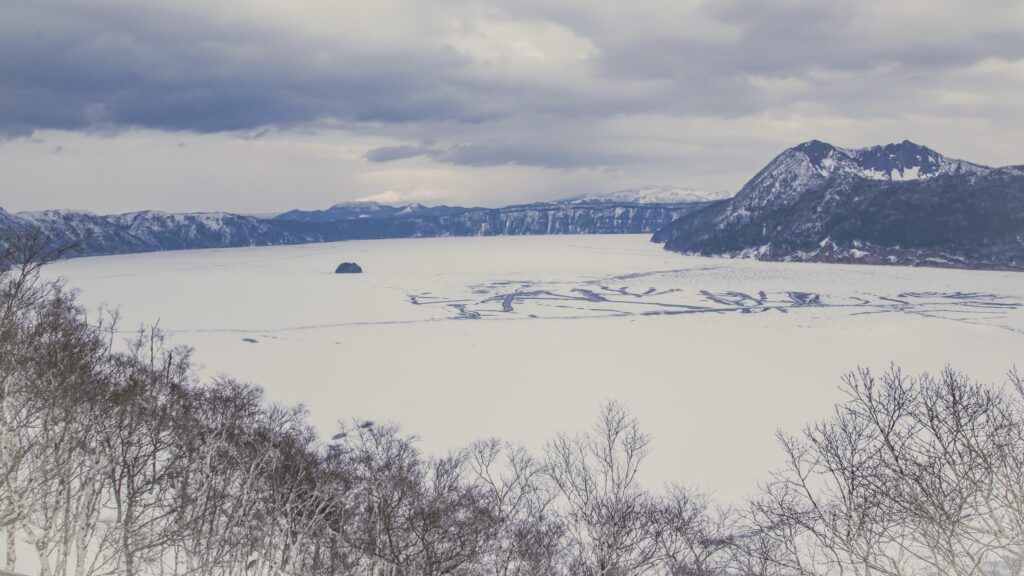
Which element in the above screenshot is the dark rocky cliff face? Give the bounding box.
[654,141,1024,270]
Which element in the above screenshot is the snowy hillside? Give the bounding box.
[655,140,1024,270]
[1,191,722,260]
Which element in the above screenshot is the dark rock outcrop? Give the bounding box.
[335,262,362,274]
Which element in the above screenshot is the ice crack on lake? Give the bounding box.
[409,278,1021,327]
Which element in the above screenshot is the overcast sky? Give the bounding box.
[2,0,1024,213]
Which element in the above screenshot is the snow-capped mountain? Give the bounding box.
[798,139,989,181]
[562,186,731,204]
[654,140,1024,270]
[721,139,992,218]
[0,189,723,260]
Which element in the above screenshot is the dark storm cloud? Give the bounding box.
[0,1,489,135]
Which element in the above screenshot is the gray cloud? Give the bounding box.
[0,1,488,135]
[6,0,1024,141]
[365,139,645,169]
[365,145,437,163]
[3,0,1024,212]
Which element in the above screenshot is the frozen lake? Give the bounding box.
[47,234,1024,502]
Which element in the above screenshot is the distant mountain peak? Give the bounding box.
[396,203,428,215]
[330,201,387,210]
[724,139,997,217]
[17,208,98,220]
[784,139,988,182]
[792,139,839,164]
[563,186,731,204]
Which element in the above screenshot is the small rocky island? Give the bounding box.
[335,262,363,274]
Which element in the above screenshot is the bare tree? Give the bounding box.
[985,369,1024,573]
[95,329,195,576]
[0,234,106,576]
[170,380,299,575]
[328,422,494,576]
[249,405,333,576]
[17,290,117,576]
[751,366,1024,576]
[468,439,563,576]
[545,401,661,576]
[657,486,734,576]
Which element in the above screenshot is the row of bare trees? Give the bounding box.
[2,237,1024,576]
[750,366,1024,576]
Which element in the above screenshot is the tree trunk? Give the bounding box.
[36,538,52,576]
[5,524,16,572]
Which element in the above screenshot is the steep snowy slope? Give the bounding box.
[655,140,1024,270]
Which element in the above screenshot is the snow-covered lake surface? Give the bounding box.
[47,234,1024,502]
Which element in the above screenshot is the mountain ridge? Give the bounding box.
[560,186,731,205]
[654,140,1024,271]
[1,191,720,260]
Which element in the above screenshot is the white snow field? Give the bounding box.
[47,234,1024,503]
